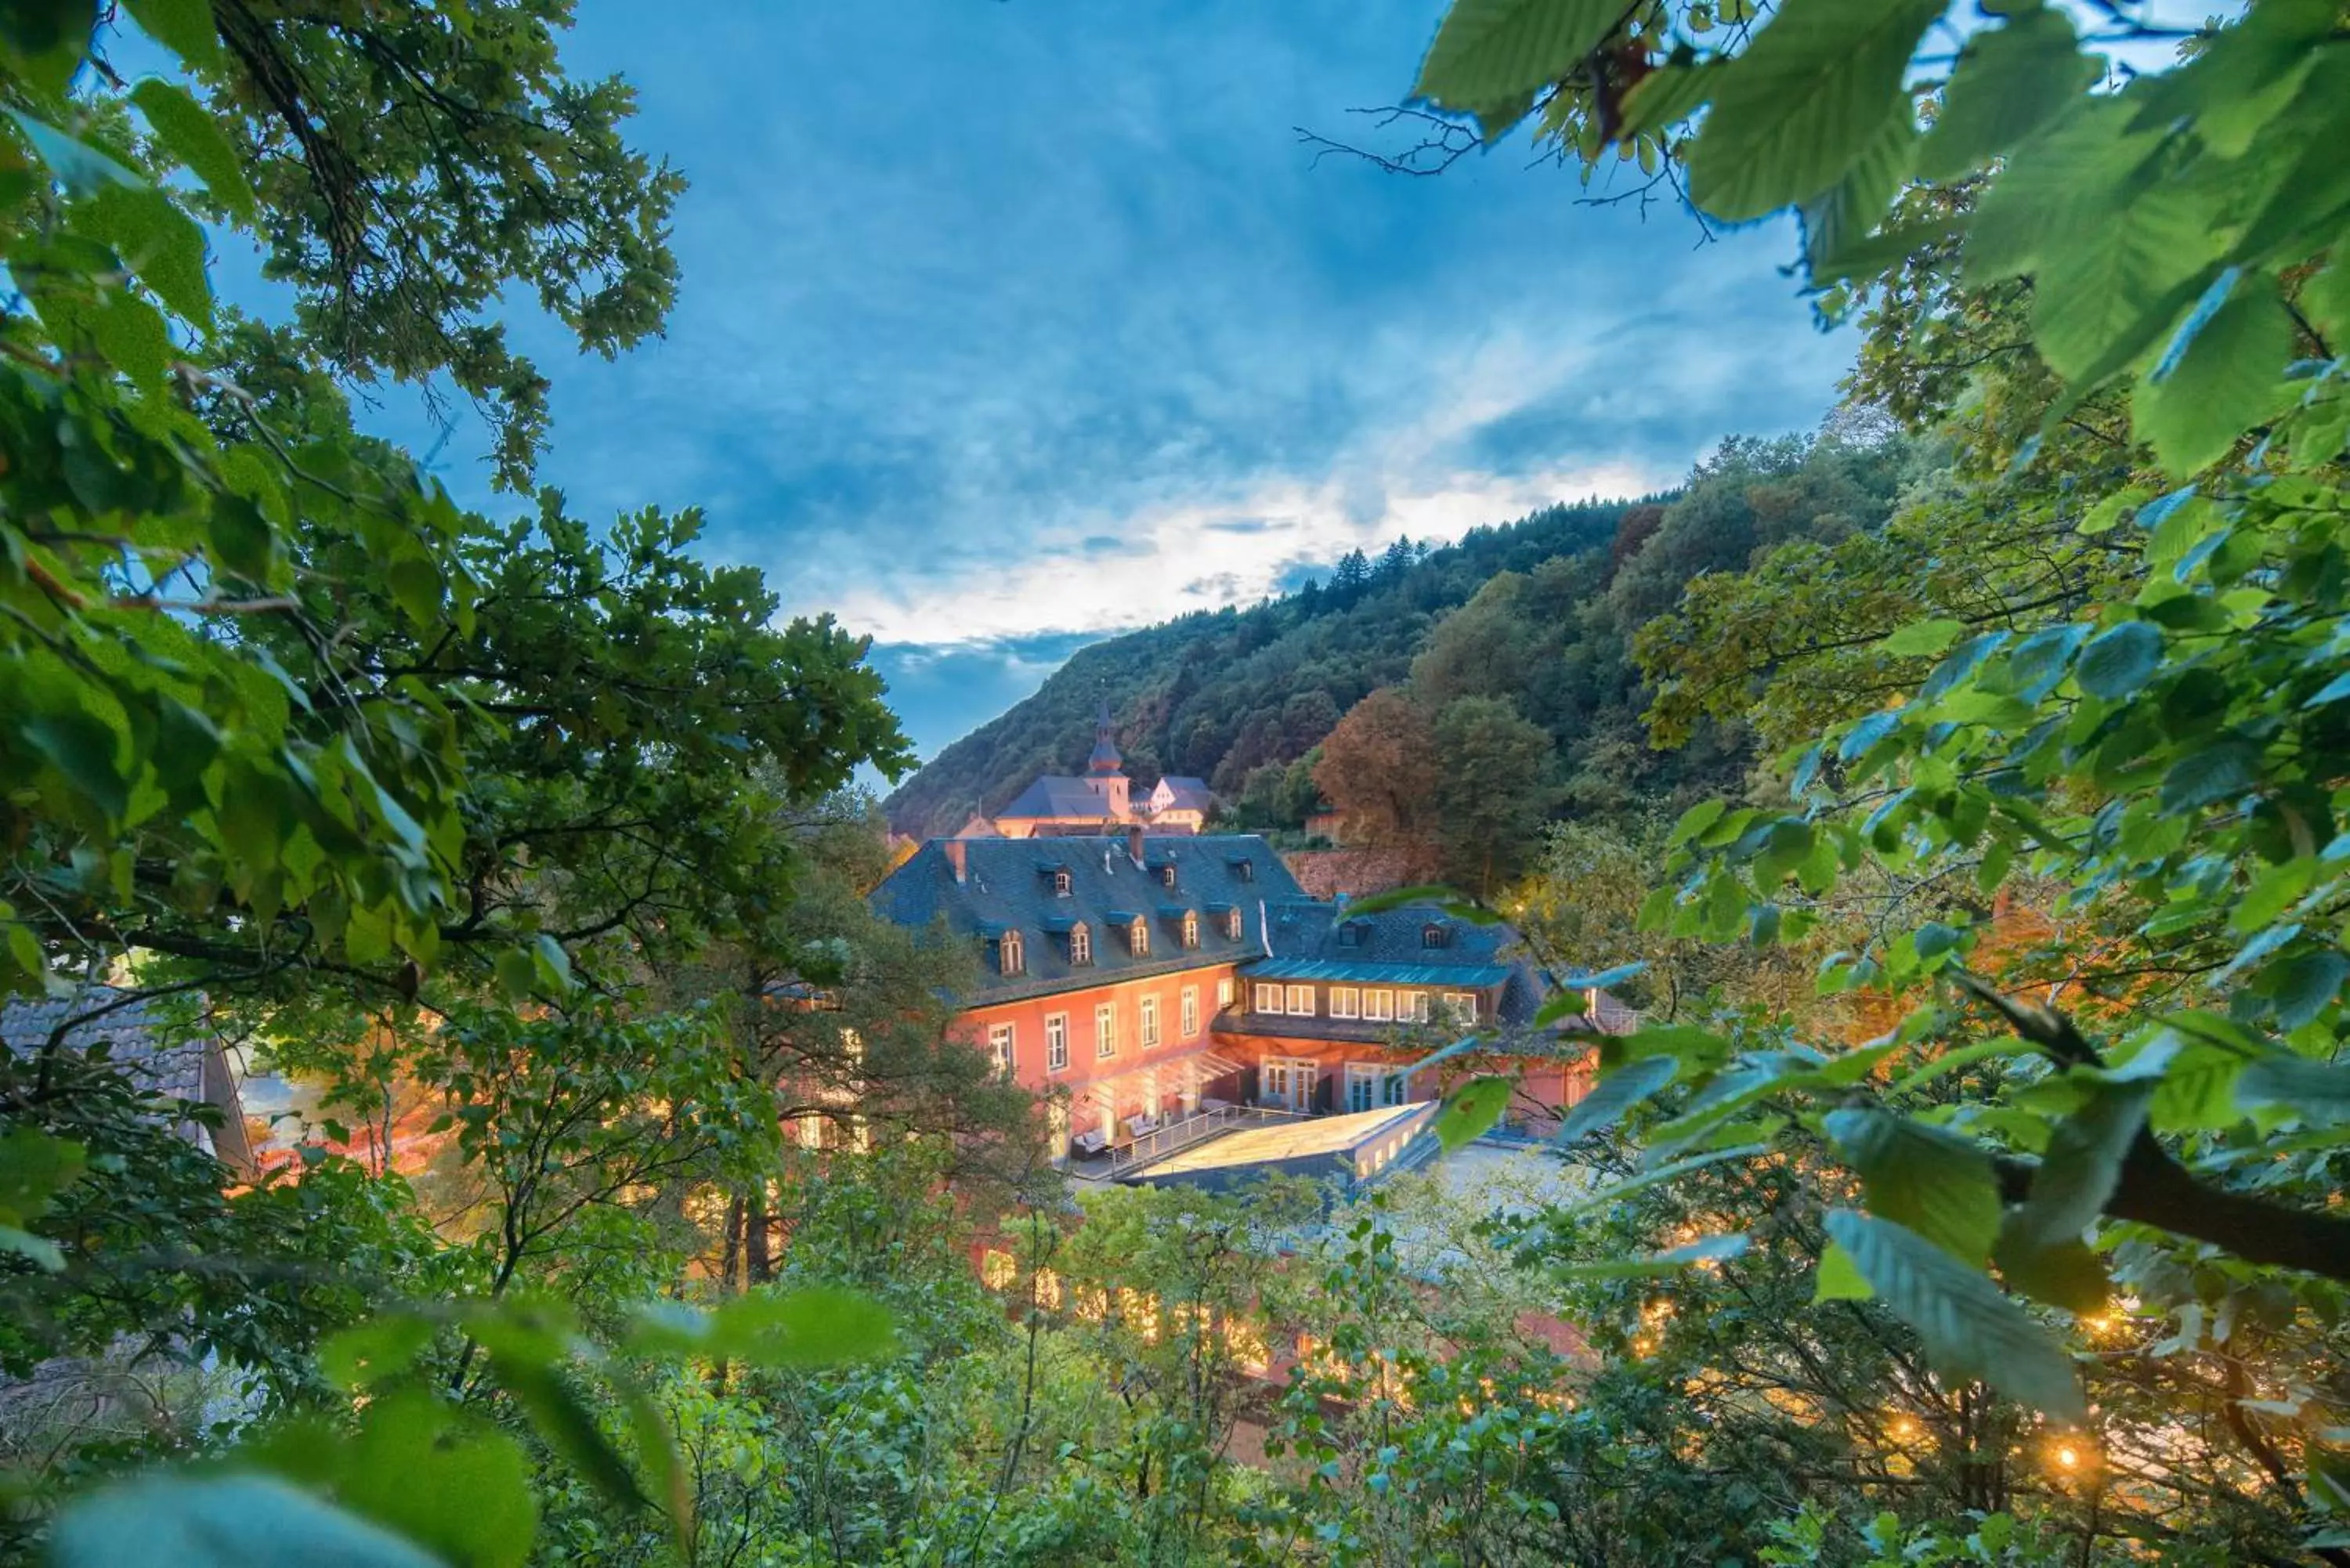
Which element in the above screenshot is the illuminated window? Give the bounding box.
[1046,1012,1069,1071]
[1285,985,1314,1016]
[795,1115,825,1150]
[1253,983,1282,1015]
[1095,1003,1118,1058]
[1365,990,1394,1022]
[1160,864,1177,887]
[1224,909,1243,940]
[1000,930,1024,975]
[1217,977,1235,1008]
[1401,992,1431,1023]
[1129,919,1149,957]
[1181,911,1199,948]
[981,1249,1017,1290]
[1071,924,1091,964]
[988,1022,1015,1078]
[1442,992,1478,1023]
[1180,985,1198,1039]
[1140,995,1160,1049]
[1330,987,1361,1019]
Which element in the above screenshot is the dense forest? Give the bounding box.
[8,2,2350,1567]
[885,434,1906,880]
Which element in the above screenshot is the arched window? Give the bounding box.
[1129,918,1149,957]
[1000,930,1024,975]
[1159,864,1177,887]
[1181,911,1199,949]
[1422,923,1448,949]
[1224,909,1243,941]
[1071,924,1092,964]
[1054,870,1072,897]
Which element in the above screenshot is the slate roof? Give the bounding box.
[0,985,209,1101]
[996,775,1120,822]
[0,985,255,1172]
[871,833,1308,1004]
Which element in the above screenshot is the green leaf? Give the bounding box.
[1415,0,1624,108]
[1557,1232,1749,1279]
[208,494,275,583]
[2001,1079,2155,1259]
[2160,740,2263,814]
[1668,798,1725,845]
[82,182,213,328]
[319,1316,436,1389]
[1432,1075,1514,1152]
[1995,1235,2108,1315]
[122,0,223,70]
[337,1393,539,1568]
[489,1358,650,1512]
[631,1285,902,1368]
[2073,621,2163,701]
[532,933,573,994]
[0,0,91,57]
[1813,1240,1873,1302]
[1801,108,1915,275]
[1823,1107,2001,1265]
[0,1127,86,1228]
[88,288,172,385]
[2306,255,2350,349]
[1336,883,1461,918]
[1878,617,1965,658]
[130,79,256,222]
[52,1475,442,1568]
[2134,272,2294,476]
[387,555,445,632]
[2263,951,2350,1033]
[2,106,141,196]
[22,708,129,821]
[1824,1209,2085,1422]
[1915,5,2098,182]
[1686,0,1942,223]
[1617,58,1720,142]
[1553,1053,1676,1143]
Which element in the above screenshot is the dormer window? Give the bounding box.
[1159,864,1177,888]
[1181,911,1199,949]
[1339,920,1364,948]
[1422,922,1449,949]
[1231,858,1254,883]
[1054,870,1072,897]
[1129,918,1149,957]
[1071,923,1092,965]
[1000,930,1025,976]
[1224,909,1243,941]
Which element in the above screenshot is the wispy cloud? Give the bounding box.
[302,0,1855,750]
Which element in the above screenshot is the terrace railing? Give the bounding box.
[1104,1104,1305,1175]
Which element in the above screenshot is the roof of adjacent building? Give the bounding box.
[1140,1100,1430,1177]
[1151,775,1213,812]
[871,833,1308,1003]
[996,775,1120,822]
[1245,958,1516,988]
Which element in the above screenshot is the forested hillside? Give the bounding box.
[886,432,1907,880]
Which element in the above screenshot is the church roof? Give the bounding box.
[996,775,1119,822]
[1086,698,1124,776]
[871,833,1306,1003]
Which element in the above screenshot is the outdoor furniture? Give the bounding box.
[1070,1129,1109,1158]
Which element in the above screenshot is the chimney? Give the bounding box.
[1126,824,1145,866]
[944,838,967,883]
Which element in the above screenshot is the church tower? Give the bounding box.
[1084,699,1131,818]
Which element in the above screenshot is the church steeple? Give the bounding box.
[1086,697,1124,776]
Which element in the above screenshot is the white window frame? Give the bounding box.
[988,1022,1015,1078]
[1130,919,1149,957]
[1054,870,1072,896]
[1402,992,1432,1023]
[1140,994,1161,1050]
[1224,909,1243,939]
[1442,991,1478,1023]
[1181,912,1198,948]
[1094,1003,1118,1059]
[1000,930,1023,975]
[1180,985,1199,1039]
[1254,983,1283,1015]
[1365,989,1394,1022]
[1330,986,1361,1020]
[1046,1012,1069,1072]
[1285,985,1314,1017]
[1217,977,1235,1008]
[1071,924,1091,964]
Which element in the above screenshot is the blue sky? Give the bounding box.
[225,0,1857,760]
